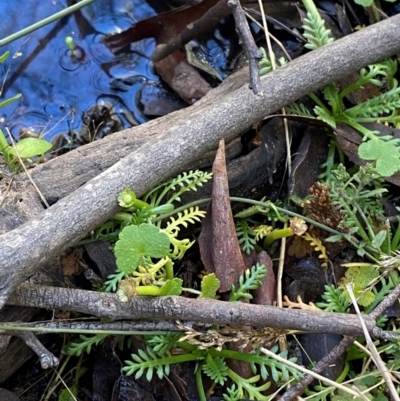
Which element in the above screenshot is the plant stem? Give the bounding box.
[0,0,98,47]
[0,129,14,168]
[264,227,294,248]
[165,258,174,280]
[136,285,162,296]
[113,212,133,223]
[196,363,207,401]
[390,218,400,251]
[0,323,169,336]
[155,197,378,261]
[302,0,322,18]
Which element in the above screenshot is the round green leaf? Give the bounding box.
[10,137,52,158]
[115,224,170,274]
[358,139,400,177]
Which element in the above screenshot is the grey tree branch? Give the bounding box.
[1,14,400,308]
[8,285,375,337]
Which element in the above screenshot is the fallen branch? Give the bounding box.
[1,15,400,308]
[8,284,375,337]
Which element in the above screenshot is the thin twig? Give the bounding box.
[279,336,356,401]
[347,284,400,401]
[228,0,262,95]
[257,0,292,178]
[0,330,59,369]
[370,282,400,320]
[0,0,98,47]
[244,11,292,61]
[261,345,369,401]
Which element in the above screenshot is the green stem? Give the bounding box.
[0,129,13,167]
[113,212,133,223]
[263,227,294,248]
[342,204,370,244]
[0,0,98,47]
[0,323,169,336]
[355,204,376,242]
[391,218,400,251]
[308,91,329,112]
[302,0,322,18]
[155,197,378,261]
[196,363,207,401]
[165,258,174,280]
[345,120,377,141]
[136,285,162,296]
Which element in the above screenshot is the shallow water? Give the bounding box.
[0,0,175,148]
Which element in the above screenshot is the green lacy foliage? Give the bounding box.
[258,47,287,75]
[123,338,302,401]
[142,170,213,207]
[199,273,220,299]
[322,164,394,257]
[302,11,334,50]
[289,5,400,177]
[229,263,267,302]
[97,170,211,292]
[317,270,400,312]
[234,200,286,254]
[63,333,108,356]
[316,284,350,313]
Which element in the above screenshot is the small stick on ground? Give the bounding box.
[347,284,400,401]
[279,336,357,401]
[280,278,400,400]
[0,330,59,369]
[228,0,262,95]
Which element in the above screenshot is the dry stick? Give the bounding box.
[7,285,376,336]
[0,330,59,369]
[280,281,400,401]
[370,282,400,320]
[279,336,357,401]
[260,346,369,401]
[347,284,400,401]
[228,0,262,95]
[1,15,400,309]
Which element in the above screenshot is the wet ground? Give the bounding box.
[0,0,171,149]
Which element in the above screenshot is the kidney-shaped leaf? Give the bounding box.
[115,223,170,274]
[10,137,52,158]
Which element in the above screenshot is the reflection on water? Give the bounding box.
[0,0,168,150]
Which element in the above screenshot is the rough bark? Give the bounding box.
[8,285,375,337]
[1,15,400,308]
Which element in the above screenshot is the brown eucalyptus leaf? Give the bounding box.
[198,139,246,292]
